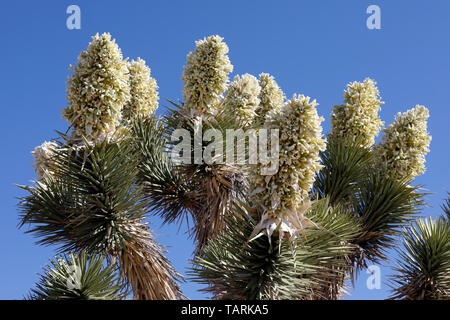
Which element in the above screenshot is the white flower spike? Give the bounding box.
[223,73,261,125]
[375,105,431,181]
[250,94,326,242]
[123,58,159,120]
[331,78,384,147]
[63,33,130,143]
[32,141,58,181]
[255,73,285,124]
[182,35,233,114]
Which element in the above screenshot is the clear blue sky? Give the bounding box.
[1,0,449,300]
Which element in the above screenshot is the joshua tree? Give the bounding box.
[18,33,439,300]
[19,33,182,300]
[190,74,429,299]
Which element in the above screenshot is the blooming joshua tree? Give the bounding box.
[21,33,183,301]
[19,33,439,301]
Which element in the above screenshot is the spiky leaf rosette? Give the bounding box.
[19,138,183,300]
[389,217,450,300]
[374,105,431,181]
[130,116,198,227]
[223,73,261,126]
[255,73,285,125]
[20,139,145,253]
[162,103,248,254]
[350,166,425,269]
[312,137,425,297]
[304,199,362,300]
[29,251,125,300]
[123,58,159,121]
[190,213,316,300]
[63,33,131,143]
[330,78,384,147]
[181,35,233,115]
[190,199,360,300]
[313,136,373,207]
[250,94,326,241]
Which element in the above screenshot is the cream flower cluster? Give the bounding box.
[223,74,261,125]
[251,94,327,240]
[32,141,59,181]
[330,78,384,147]
[63,33,131,143]
[255,73,285,124]
[375,105,431,181]
[123,58,159,121]
[181,35,233,114]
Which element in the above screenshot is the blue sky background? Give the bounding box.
[1,0,449,300]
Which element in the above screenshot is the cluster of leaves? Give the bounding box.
[312,136,425,295]
[28,251,125,300]
[190,199,360,300]
[19,138,144,254]
[389,216,450,300]
[20,134,183,300]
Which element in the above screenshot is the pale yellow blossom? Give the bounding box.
[182,35,233,114]
[331,78,384,147]
[123,58,159,120]
[223,74,261,125]
[250,94,326,240]
[375,105,431,180]
[63,33,130,143]
[255,73,285,124]
[32,141,58,181]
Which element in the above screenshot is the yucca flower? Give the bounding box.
[330,78,384,147]
[32,141,58,181]
[223,73,261,125]
[181,35,233,114]
[375,105,431,181]
[255,73,285,124]
[63,33,131,143]
[123,58,159,121]
[251,94,327,241]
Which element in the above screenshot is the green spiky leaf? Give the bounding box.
[29,251,125,300]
